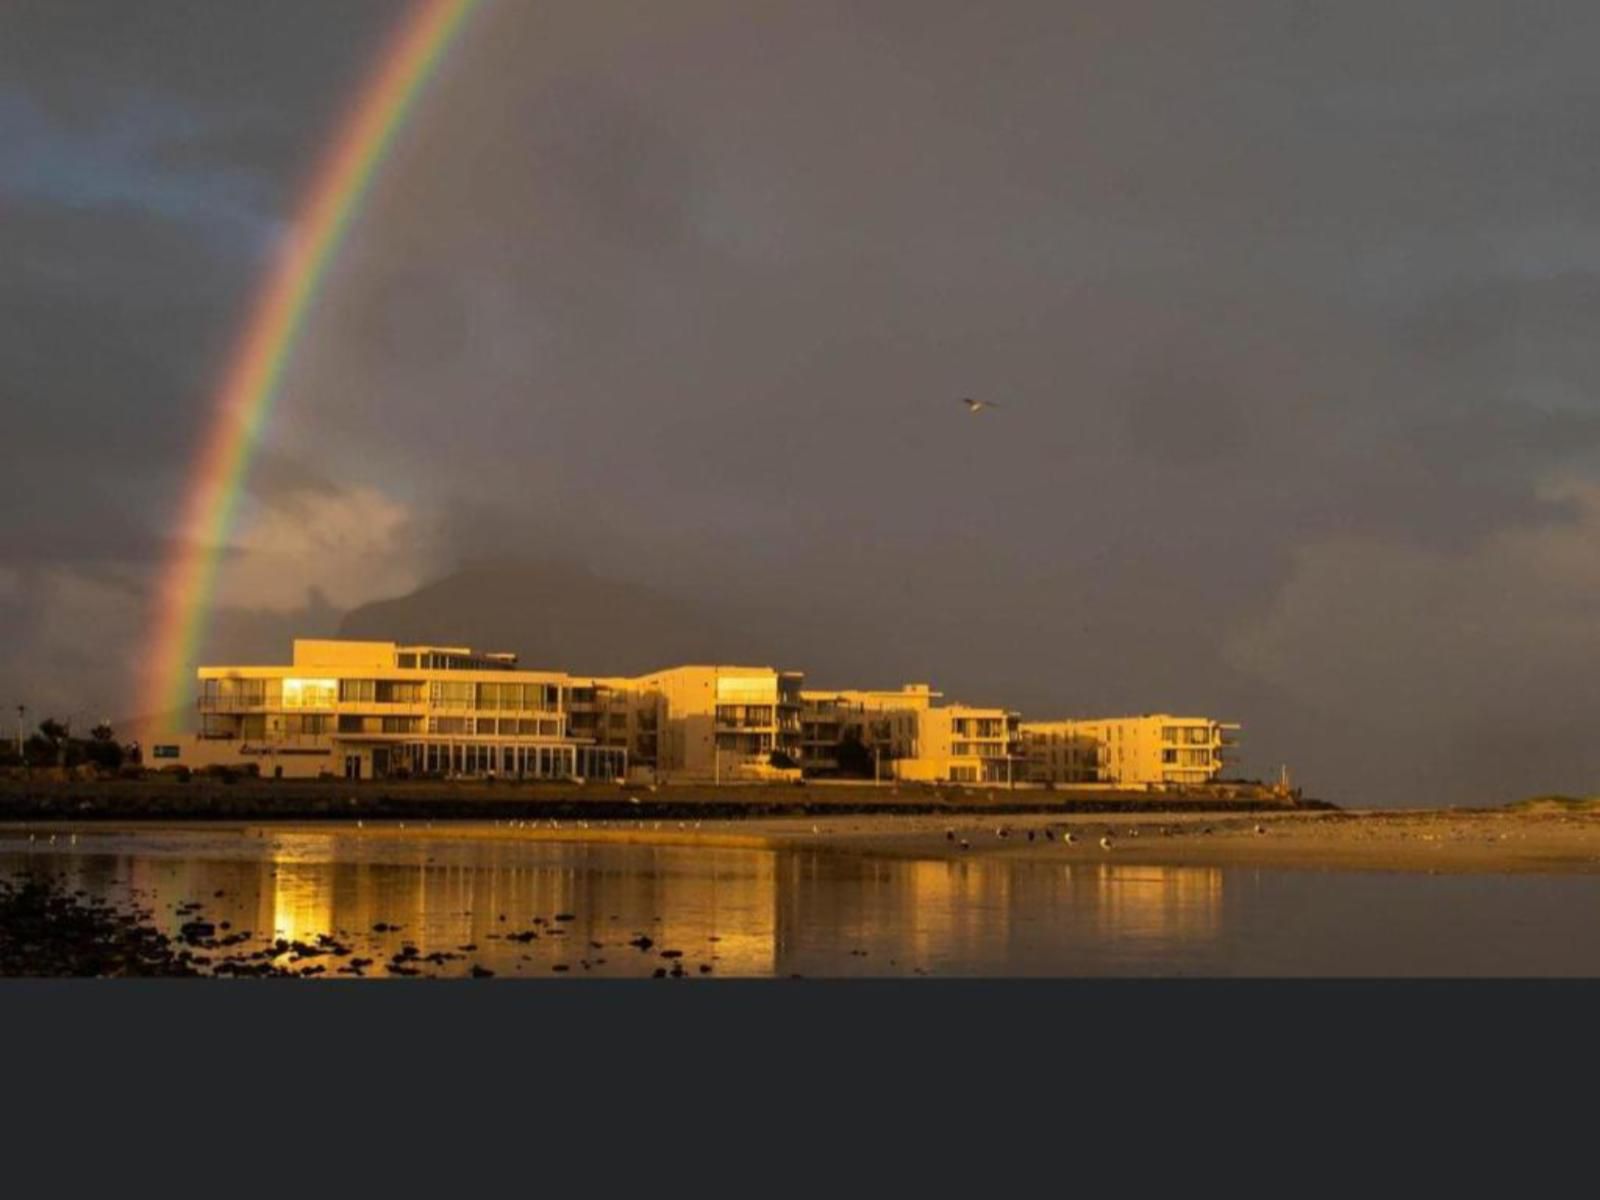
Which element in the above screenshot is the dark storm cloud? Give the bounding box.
[8,1,1600,802]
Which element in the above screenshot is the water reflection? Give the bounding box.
[1080,865,1224,943]
[19,825,1597,975]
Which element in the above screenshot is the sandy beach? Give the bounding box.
[10,805,1600,874]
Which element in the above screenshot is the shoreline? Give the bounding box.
[0,778,1321,823]
[7,807,1600,875]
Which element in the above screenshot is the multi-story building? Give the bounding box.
[622,665,804,781]
[173,639,627,781]
[799,684,940,776]
[894,703,1024,784]
[1022,715,1240,787]
[166,638,1244,792]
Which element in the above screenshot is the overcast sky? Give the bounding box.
[6,1,1600,806]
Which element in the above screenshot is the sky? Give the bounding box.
[5,0,1600,806]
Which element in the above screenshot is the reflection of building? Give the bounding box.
[265,854,335,944]
[1082,865,1223,942]
[1022,716,1240,787]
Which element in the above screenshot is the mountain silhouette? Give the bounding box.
[337,557,915,683]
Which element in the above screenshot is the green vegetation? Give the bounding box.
[833,729,876,779]
[1505,794,1600,812]
[0,718,138,773]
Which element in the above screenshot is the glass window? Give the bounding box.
[339,679,376,704]
[282,678,337,709]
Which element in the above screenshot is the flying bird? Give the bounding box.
[961,397,999,415]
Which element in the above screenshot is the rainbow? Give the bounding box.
[140,0,483,729]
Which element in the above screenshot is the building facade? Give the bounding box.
[623,665,805,781]
[1022,715,1240,787]
[798,684,940,776]
[894,703,1024,784]
[177,639,626,781]
[168,639,1244,791]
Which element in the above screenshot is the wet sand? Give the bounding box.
[10,807,1600,874]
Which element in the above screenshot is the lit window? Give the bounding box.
[282,678,336,709]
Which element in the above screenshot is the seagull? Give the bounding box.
[1254,824,1266,835]
[962,397,998,415]
[1063,832,1076,845]
[1099,835,1113,851]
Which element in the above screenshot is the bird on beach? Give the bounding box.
[812,824,820,834]
[1044,829,1055,842]
[1254,824,1266,835]
[1099,835,1113,851]
[1063,832,1076,845]
[945,828,956,842]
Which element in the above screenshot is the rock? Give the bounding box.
[470,965,494,978]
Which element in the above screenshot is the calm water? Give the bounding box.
[5,825,1600,976]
